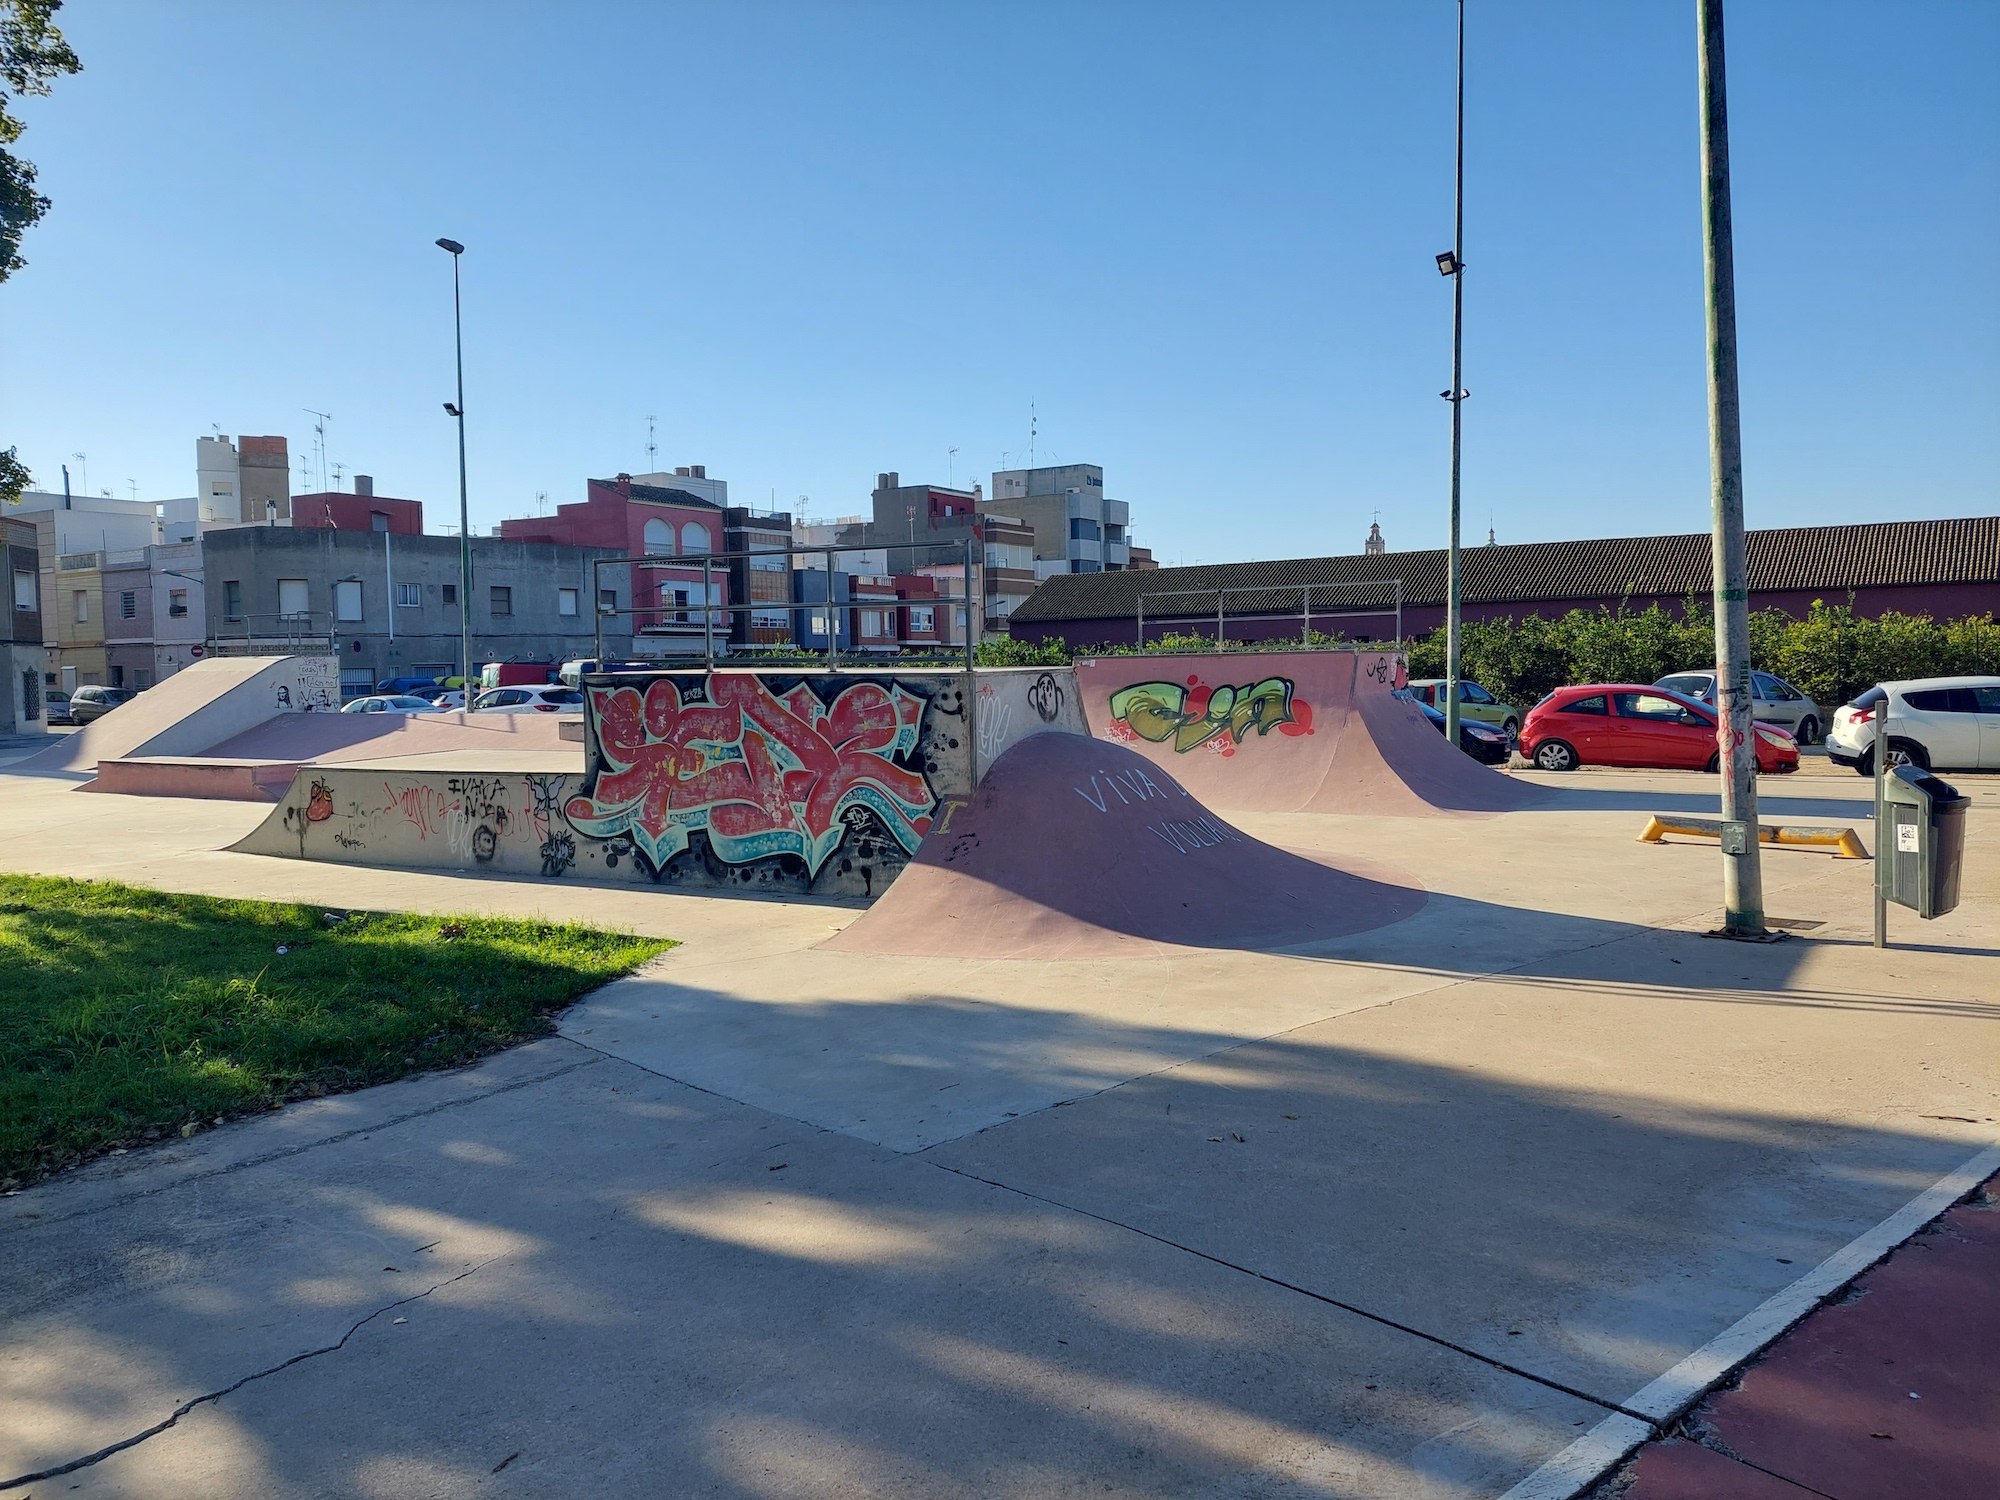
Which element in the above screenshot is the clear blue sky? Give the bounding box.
[5,1,1995,565]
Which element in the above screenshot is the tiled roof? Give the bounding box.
[1011,517,2000,623]
[590,478,723,511]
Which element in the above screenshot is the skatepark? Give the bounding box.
[2,649,1995,1498]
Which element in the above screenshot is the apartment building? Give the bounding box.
[3,516,47,733]
[195,434,292,525]
[202,526,632,698]
[989,463,1133,576]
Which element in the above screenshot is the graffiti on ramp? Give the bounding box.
[565,674,938,878]
[1105,675,1314,756]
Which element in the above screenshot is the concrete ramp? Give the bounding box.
[1075,650,1543,818]
[823,732,1426,960]
[10,657,338,777]
[199,708,578,765]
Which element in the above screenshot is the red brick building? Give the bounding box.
[499,474,727,648]
[292,476,423,535]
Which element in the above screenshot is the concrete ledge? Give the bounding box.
[1638,813,1869,859]
[85,756,302,802]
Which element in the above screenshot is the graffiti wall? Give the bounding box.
[238,670,979,898]
[972,665,1088,766]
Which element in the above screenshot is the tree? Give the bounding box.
[1,0,79,283]
[0,446,28,505]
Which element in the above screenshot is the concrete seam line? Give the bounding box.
[1494,1138,2000,1500]
[0,1258,501,1491]
[923,1160,1648,1423]
[10,1055,602,1232]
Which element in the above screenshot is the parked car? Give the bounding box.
[69,685,140,724]
[1519,684,1799,774]
[1825,677,2000,775]
[1405,678,1521,736]
[1653,668,1825,744]
[470,685,585,714]
[340,694,444,715]
[44,689,73,726]
[1397,690,1513,764]
[433,689,469,710]
[375,676,444,696]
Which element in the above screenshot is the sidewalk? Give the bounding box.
[1613,1172,2000,1498]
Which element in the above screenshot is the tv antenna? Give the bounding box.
[303,409,332,493]
[1028,401,1037,469]
[536,489,548,516]
[645,415,657,472]
[948,446,959,488]
[330,461,347,492]
[71,453,86,494]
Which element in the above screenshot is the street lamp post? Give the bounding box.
[1437,0,1467,748]
[436,237,472,708]
[1695,0,1765,935]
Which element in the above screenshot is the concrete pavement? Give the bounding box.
[2,761,1995,1496]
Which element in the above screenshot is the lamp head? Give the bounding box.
[1436,251,1458,277]
[443,402,461,418]
[436,238,465,255]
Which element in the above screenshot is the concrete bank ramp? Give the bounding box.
[823,732,1426,960]
[1075,649,1545,818]
[200,708,577,765]
[10,656,339,777]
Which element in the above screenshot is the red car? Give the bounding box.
[1520,684,1799,774]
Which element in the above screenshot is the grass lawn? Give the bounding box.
[0,875,674,1185]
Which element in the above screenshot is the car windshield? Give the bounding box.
[387,696,432,708]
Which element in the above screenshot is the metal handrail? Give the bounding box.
[1137,579,1403,647]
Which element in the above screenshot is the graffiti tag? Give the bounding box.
[565,675,936,877]
[1149,816,1245,854]
[1106,676,1313,755]
[1073,766,1178,812]
[1026,671,1064,723]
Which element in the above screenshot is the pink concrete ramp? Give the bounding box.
[823,732,1426,960]
[200,709,578,766]
[1074,650,1543,819]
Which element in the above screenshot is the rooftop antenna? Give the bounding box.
[948,446,959,488]
[330,460,347,492]
[536,489,547,516]
[71,452,86,495]
[127,479,138,501]
[210,424,223,439]
[1028,401,1036,470]
[303,409,332,493]
[645,415,657,472]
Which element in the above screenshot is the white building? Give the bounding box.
[989,463,1133,577]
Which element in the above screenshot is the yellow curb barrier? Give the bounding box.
[1638,814,1869,859]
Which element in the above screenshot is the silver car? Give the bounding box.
[1653,669,1826,745]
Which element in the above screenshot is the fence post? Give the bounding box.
[825,548,838,668]
[702,557,714,668]
[964,534,979,786]
[1217,591,1225,648]
[1302,586,1310,645]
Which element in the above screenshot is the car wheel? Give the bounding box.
[1502,717,1518,737]
[1796,715,1819,745]
[1704,751,1721,774]
[1533,739,1578,772]
[1887,738,1930,771]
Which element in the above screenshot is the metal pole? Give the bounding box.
[702,556,714,668]
[385,529,394,645]
[824,548,837,667]
[1698,0,1766,936]
[1872,710,1887,948]
[446,247,472,709]
[1302,586,1310,646]
[964,535,978,784]
[1444,0,1466,748]
[1217,590,1225,648]
[593,559,603,664]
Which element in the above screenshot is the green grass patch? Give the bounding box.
[0,875,674,1184]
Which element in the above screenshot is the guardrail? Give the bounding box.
[1137,579,1403,647]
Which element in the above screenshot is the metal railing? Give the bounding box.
[207,611,338,656]
[590,535,979,675]
[1137,579,1403,648]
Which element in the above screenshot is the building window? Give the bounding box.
[111,665,127,687]
[1069,517,1101,541]
[1105,523,1125,543]
[370,512,389,533]
[489,585,512,617]
[13,570,35,611]
[135,668,152,689]
[859,609,887,636]
[597,587,617,614]
[223,580,243,621]
[642,517,675,555]
[396,582,421,607]
[335,580,363,622]
[680,522,710,556]
[908,606,934,633]
[558,587,578,617]
[278,579,310,617]
[120,590,137,620]
[22,670,40,721]
[168,589,188,617]
[441,583,457,605]
[73,590,87,623]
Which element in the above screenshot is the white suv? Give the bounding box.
[1826,676,2000,775]
[470,685,585,714]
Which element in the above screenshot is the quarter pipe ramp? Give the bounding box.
[823,731,1427,960]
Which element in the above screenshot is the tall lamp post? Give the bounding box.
[436,237,472,706]
[1695,0,1765,935]
[1436,0,1467,747]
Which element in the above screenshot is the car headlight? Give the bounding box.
[1755,725,1794,745]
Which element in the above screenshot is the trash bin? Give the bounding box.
[1877,764,1968,919]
